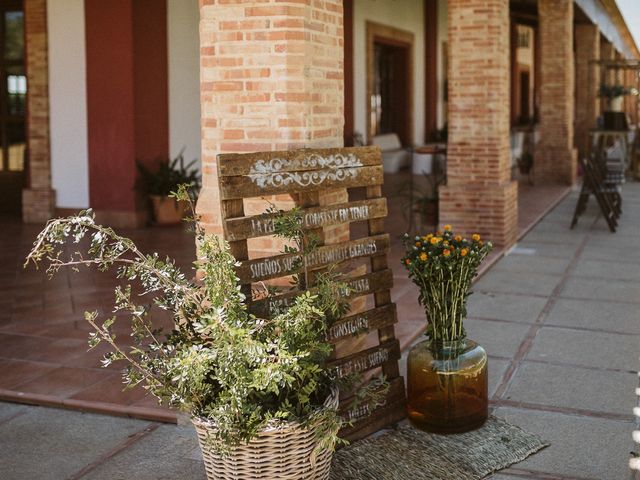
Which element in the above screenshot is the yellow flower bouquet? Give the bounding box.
[401,225,492,342]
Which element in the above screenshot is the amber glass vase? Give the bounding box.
[407,338,488,433]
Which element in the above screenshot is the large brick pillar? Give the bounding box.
[534,0,577,185]
[22,0,55,223]
[439,0,517,247]
[197,0,346,252]
[575,24,600,161]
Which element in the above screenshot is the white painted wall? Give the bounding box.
[47,0,89,209]
[167,0,201,169]
[353,0,426,145]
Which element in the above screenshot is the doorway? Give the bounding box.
[519,69,531,123]
[0,0,26,217]
[373,42,411,145]
[366,22,414,146]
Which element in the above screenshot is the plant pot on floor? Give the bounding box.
[150,195,187,225]
[407,338,488,433]
[193,391,339,480]
[402,226,493,434]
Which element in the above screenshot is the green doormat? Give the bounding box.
[330,416,548,480]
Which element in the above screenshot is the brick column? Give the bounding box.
[575,24,600,161]
[197,0,346,252]
[22,0,55,223]
[534,0,577,185]
[439,0,517,247]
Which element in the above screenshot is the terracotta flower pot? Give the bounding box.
[150,195,187,225]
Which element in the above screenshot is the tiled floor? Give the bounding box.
[1,180,637,479]
[0,177,569,423]
[0,222,196,422]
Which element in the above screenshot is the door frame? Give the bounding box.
[0,0,26,216]
[366,21,414,146]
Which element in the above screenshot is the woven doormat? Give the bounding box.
[330,416,548,480]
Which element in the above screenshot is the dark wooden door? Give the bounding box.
[519,70,530,123]
[0,0,26,216]
[373,41,411,146]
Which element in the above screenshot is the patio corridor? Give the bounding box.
[1,181,639,479]
[0,179,569,423]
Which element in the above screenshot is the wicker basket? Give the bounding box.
[192,391,339,480]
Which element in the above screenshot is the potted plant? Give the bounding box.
[598,84,633,112]
[136,151,200,225]
[25,187,351,480]
[401,226,492,433]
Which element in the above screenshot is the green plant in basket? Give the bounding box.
[24,186,349,476]
[401,225,492,342]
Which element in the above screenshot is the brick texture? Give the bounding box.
[196,0,346,256]
[439,0,517,247]
[22,0,55,223]
[574,24,600,161]
[534,0,577,186]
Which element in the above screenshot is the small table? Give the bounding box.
[414,145,447,156]
[412,144,447,177]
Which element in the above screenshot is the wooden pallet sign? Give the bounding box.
[217,146,406,441]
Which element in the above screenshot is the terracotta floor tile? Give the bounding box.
[24,337,88,364]
[38,321,94,340]
[11,366,112,398]
[0,359,59,389]
[0,321,60,337]
[130,393,166,410]
[0,333,53,360]
[65,343,128,371]
[70,373,151,405]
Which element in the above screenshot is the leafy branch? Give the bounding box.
[24,186,345,455]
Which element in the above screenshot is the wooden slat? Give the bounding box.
[220,197,250,298]
[219,165,384,199]
[326,304,397,344]
[236,234,389,284]
[248,268,394,318]
[366,184,401,380]
[327,339,400,379]
[224,198,388,241]
[338,377,405,424]
[217,146,381,176]
[340,394,407,441]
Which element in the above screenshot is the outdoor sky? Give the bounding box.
[617,0,640,50]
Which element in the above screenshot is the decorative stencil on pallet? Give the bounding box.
[217,146,406,441]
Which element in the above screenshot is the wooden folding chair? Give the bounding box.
[571,153,619,232]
